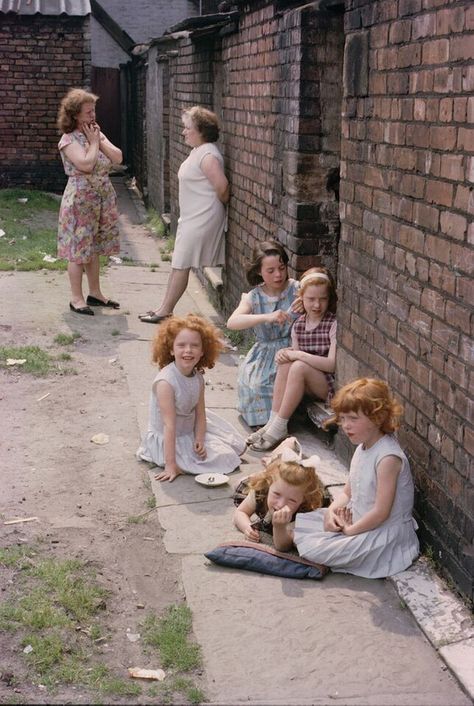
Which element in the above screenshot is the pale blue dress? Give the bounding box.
[294,435,420,578]
[137,363,246,474]
[237,279,299,427]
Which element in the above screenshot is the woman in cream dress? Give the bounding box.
[139,106,229,323]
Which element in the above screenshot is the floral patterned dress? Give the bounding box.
[57,130,120,264]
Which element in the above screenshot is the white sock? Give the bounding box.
[264,415,288,440]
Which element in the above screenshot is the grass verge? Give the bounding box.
[0,345,76,376]
[0,189,64,272]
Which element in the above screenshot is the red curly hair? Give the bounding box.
[328,378,403,434]
[247,458,326,513]
[151,314,223,373]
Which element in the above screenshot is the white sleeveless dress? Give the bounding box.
[137,362,245,475]
[171,142,226,269]
[294,435,419,578]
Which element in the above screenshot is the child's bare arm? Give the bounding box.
[154,381,182,482]
[323,481,351,531]
[233,493,260,542]
[227,294,290,330]
[342,456,401,535]
[272,506,294,551]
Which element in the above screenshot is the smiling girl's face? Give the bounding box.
[259,255,288,295]
[172,328,203,376]
[267,476,305,515]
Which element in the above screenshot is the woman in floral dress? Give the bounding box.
[57,88,122,316]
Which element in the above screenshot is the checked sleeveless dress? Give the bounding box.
[292,311,337,401]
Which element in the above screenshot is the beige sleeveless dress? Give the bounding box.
[171,143,226,269]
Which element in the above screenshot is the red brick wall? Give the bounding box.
[151,3,344,310]
[0,14,91,192]
[338,0,473,602]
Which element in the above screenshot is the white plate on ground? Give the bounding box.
[195,473,229,487]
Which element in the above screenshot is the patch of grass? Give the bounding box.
[146,495,157,509]
[221,327,255,354]
[88,664,142,697]
[159,235,175,262]
[127,514,147,524]
[0,544,36,568]
[0,189,64,271]
[0,544,138,697]
[141,605,202,671]
[121,255,139,266]
[146,209,166,238]
[54,332,81,346]
[0,345,54,375]
[57,352,72,361]
[111,329,120,336]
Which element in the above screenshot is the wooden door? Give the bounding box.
[91,67,121,149]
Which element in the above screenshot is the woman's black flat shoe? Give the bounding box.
[70,303,94,316]
[87,295,120,309]
[138,312,172,324]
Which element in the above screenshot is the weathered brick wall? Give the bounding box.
[151,2,344,313]
[0,14,91,192]
[338,0,473,603]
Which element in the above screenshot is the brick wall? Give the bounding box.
[338,0,473,603]
[142,2,344,313]
[0,14,91,192]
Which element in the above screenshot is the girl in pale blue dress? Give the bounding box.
[275,378,419,578]
[226,241,298,431]
[137,314,246,482]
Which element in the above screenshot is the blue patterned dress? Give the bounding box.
[237,279,298,427]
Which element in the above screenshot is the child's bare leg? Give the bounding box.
[279,363,328,419]
[252,363,328,451]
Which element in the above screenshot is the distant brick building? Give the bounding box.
[130,0,473,604]
[0,1,91,191]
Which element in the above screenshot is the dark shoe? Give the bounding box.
[138,312,172,324]
[70,302,94,316]
[87,295,120,309]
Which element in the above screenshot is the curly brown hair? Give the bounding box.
[245,240,289,286]
[247,458,326,513]
[151,314,223,373]
[328,378,403,433]
[57,88,99,133]
[183,106,220,143]
[299,266,337,313]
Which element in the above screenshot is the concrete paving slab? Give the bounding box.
[391,558,474,648]
[440,638,474,697]
[182,554,470,706]
[107,178,473,704]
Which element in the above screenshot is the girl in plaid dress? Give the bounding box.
[249,267,337,452]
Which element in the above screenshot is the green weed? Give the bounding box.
[141,604,202,671]
[0,345,54,375]
[146,495,157,509]
[111,329,120,336]
[146,209,166,238]
[54,332,81,346]
[0,544,36,568]
[0,189,64,271]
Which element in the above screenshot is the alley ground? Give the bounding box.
[0,177,472,705]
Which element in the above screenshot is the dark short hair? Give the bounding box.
[246,240,289,286]
[184,106,220,143]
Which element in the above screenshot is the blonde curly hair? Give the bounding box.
[247,458,326,513]
[328,378,403,434]
[151,314,223,373]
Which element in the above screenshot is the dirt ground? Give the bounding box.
[0,267,197,704]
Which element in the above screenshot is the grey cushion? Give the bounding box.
[205,543,324,580]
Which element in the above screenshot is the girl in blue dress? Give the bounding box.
[226,241,298,433]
